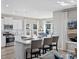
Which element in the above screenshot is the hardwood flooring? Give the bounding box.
[1,46,15,59]
[1,46,58,59]
[1,46,39,59]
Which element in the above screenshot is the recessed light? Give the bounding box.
[57,1,70,6]
[70,0,75,3]
[60,2,70,6]
[6,4,9,7]
[57,1,64,4]
[23,9,26,12]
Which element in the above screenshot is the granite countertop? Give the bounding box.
[15,38,31,44]
[15,35,59,45]
[15,37,41,44]
[15,39,31,45]
[15,36,32,44]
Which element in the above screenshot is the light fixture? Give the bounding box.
[57,1,64,4]
[70,0,75,3]
[6,4,9,7]
[60,2,70,6]
[57,1,70,6]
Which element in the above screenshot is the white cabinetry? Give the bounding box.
[24,19,39,37]
[1,35,6,47]
[1,17,23,47]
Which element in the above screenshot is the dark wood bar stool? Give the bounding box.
[26,39,42,59]
[51,36,59,51]
[42,38,53,54]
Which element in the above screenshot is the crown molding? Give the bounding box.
[1,13,41,20]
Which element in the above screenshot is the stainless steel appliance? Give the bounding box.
[3,32,15,46]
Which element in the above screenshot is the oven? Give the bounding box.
[6,35,15,46]
[3,32,15,46]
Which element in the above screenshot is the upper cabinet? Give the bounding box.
[43,20,54,35]
[24,19,39,37]
[1,16,23,36]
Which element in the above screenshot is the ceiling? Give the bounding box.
[1,0,77,18]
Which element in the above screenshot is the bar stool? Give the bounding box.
[51,36,59,51]
[26,39,42,59]
[42,38,53,54]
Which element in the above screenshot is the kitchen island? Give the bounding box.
[15,36,43,59]
[15,37,31,59]
[15,35,58,59]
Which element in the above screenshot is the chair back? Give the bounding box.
[52,36,59,43]
[31,39,42,49]
[43,38,53,45]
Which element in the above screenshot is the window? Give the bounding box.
[46,24,51,29]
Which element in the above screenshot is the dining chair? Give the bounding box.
[42,37,53,54]
[26,39,42,59]
[51,36,59,51]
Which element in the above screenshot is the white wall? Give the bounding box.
[53,9,77,50]
[68,9,77,21]
[53,11,68,50]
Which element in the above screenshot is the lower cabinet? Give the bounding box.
[1,36,6,47]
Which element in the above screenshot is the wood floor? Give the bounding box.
[1,46,77,59]
[1,46,58,59]
[1,46,39,59]
[1,46,15,59]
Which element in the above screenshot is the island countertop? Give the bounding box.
[15,37,41,45]
[15,35,58,45]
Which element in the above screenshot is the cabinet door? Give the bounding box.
[25,24,32,37]
[32,24,37,35]
[44,23,53,34]
[1,35,6,47]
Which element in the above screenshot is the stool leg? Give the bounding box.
[56,44,58,51]
[35,54,37,57]
[50,45,52,50]
[45,49,46,53]
[31,53,32,59]
[26,52,27,59]
[43,48,44,54]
